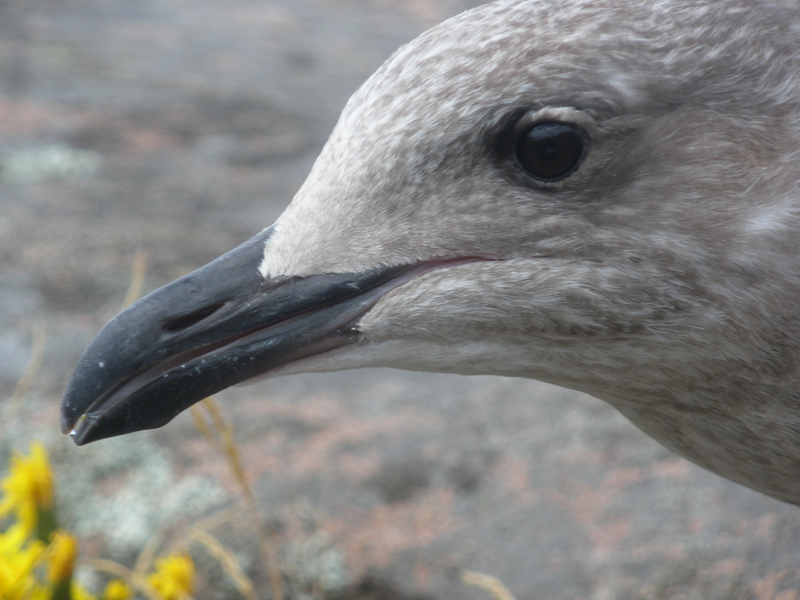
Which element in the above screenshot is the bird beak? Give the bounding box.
[60,226,418,445]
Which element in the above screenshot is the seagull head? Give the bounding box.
[61,0,800,503]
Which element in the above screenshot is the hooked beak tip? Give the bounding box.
[65,414,97,446]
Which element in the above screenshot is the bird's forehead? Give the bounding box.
[259,0,800,278]
[340,0,795,136]
[340,0,640,138]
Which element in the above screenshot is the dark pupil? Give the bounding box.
[516,122,584,181]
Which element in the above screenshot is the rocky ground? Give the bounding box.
[1,0,799,598]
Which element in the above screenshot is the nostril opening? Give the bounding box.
[162,303,225,333]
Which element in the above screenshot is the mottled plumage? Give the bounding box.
[64,0,800,505]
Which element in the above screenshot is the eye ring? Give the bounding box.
[515,121,587,182]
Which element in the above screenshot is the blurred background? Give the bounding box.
[1,0,799,598]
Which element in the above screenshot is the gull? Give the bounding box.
[61,0,800,506]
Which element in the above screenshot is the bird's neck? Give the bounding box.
[608,385,800,506]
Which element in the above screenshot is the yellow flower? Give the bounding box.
[0,524,46,600]
[0,522,30,555]
[70,581,99,600]
[47,530,78,584]
[147,554,195,600]
[46,530,82,600]
[102,579,132,600]
[0,442,57,541]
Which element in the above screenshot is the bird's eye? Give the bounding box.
[515,122,586,181]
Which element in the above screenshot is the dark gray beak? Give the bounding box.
[60,226,415,445]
